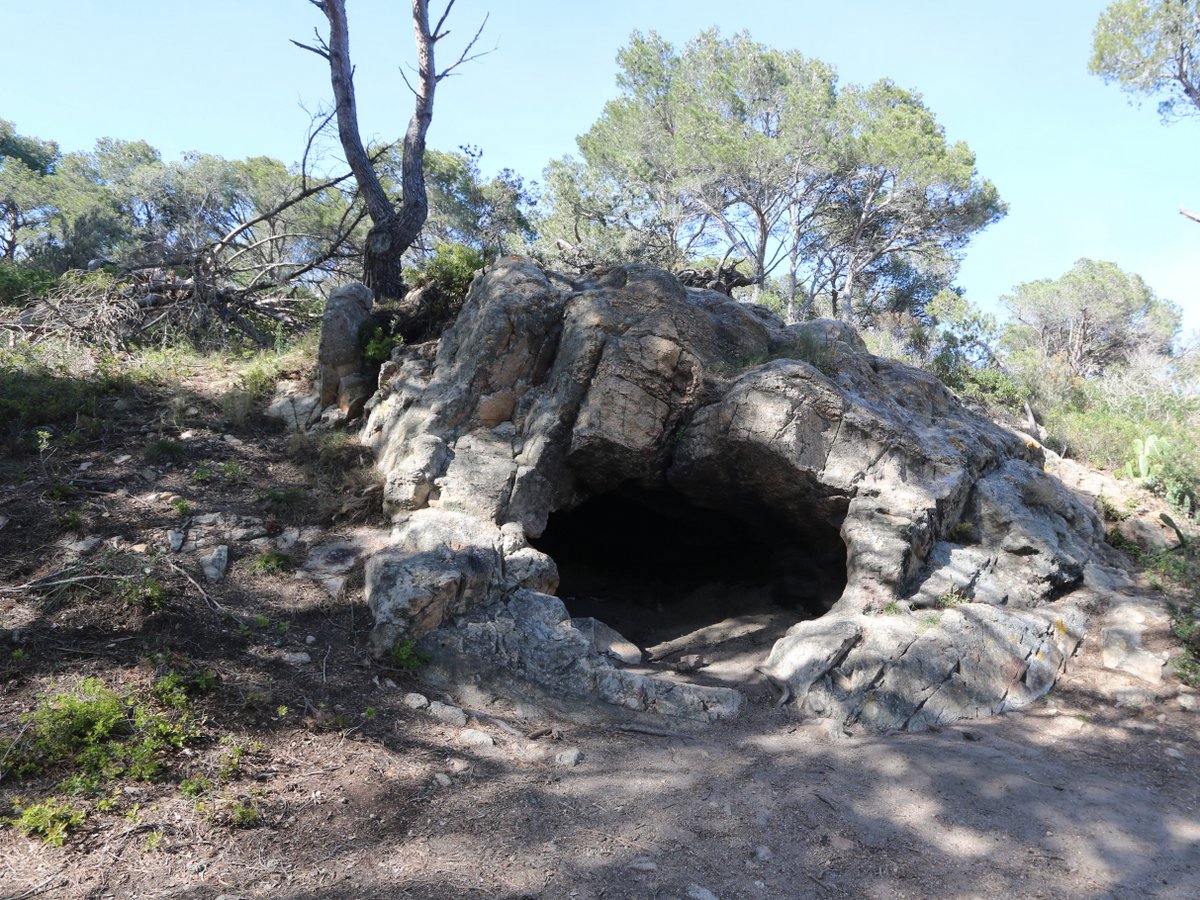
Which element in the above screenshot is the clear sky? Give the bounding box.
[2,0,1197,333]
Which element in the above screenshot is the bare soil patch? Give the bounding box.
[1,369,1197,899]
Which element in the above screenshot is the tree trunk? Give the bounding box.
[309,0,441,301]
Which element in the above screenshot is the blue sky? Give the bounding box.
[2,1,1196,333]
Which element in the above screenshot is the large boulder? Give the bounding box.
[357,258,1120,729]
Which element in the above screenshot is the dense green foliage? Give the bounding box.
[1091,0,1200,120]
[538,30,1006,324]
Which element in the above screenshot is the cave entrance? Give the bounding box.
[530,484,847,666]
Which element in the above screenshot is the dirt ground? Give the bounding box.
[1,371,1197,900]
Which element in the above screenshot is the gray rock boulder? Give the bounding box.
[357,258,1119,730]
[318,283,374,407]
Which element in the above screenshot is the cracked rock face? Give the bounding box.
[359,258,1120,730]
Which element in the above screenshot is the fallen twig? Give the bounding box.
[609,723,692,739]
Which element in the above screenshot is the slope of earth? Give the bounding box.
[0,359,1196,899]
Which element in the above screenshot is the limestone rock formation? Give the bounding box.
[359,258,1126,729]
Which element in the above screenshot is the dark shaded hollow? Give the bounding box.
[530,484,847,649]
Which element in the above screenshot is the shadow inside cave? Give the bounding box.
[529,483,848,674]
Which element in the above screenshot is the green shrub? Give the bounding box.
[253,550,293,575]
[0,261,56,307]
[409,243,488,301]
[388,639,431,672]
[361,322,404,366]
[6,798,85,846]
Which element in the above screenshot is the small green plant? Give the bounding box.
[275,705,289,718]
[142,829,165,852]
[170,497,192,516]
[43,482,78,502]
[7,798,85,846]
[880,600,904,616]
[253,614,270,629]
[56,510,83,533]
[191,461,215,482]
[145,438,186,464]
[179,776,212,799]
[361,323,404,367]
[936,587,969,609]
[917,611,943,632]
[120,575,167,611]
[388,639,431,672]
[253,550,293,575]
[217,460,246,483]
[362,706,377,722]
[10,648,28,663]
[1097,494,1129,523]
[791,329,837,376]
[947,521,974,543]
[223,798,261,829]
[217,737,263,781]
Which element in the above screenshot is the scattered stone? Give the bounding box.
[753,846,773,862]
[570,617,642,665]
[65,536,103,556]
[459,728,495,748]
[78,461,92,471]
[383,678,398,689]
[282,651,312,666]
[674,654,707,673]
[447,758,471,774]
[266,381,321,430]
[139,467,159,482]
[1101,626,1164,684]
[428,701,468,727]
[554,748,583,768]
[433,773,452,788]
[277,527,301,551]
[626,858,658,872]
[0,515,7,531]
[113,454,132,464]
[1179,693,1198,712]
[201,545,229,584]
[686,886,719,900]
[306,634,317,645]
[131,543,148,553]
[403,693,430,710]
[1165,747,1185,760]
[829,835,857,852]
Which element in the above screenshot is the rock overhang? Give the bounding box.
[357,257,1117,730]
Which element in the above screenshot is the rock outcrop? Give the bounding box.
[358,258,1126,729]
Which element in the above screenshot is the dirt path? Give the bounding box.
[1,375,1197,899]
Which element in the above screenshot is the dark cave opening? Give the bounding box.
[529,484,847,652]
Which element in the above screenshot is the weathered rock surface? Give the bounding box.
[318,283,374,406]
[359,258,1124,729]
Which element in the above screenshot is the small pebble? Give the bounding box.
[1165,747,1185,759]
[555,748,583,768]
[433,773,452,788]
[428,701,467,727]
[686,887,718,900]
[626,858,657,872]
[306,634,317,645]
[282,651,312,666]
[403,693,430,710]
